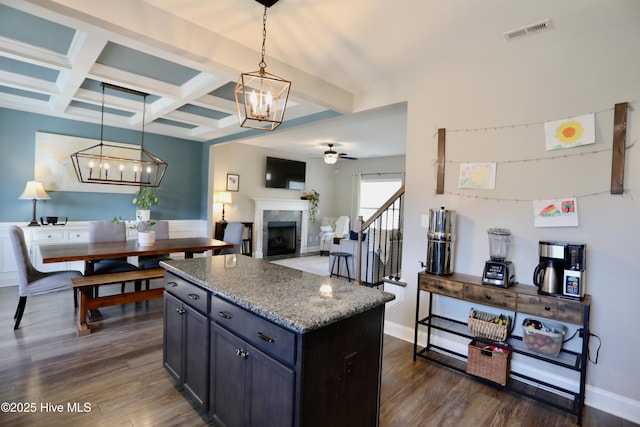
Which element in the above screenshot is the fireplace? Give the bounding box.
[267,221,296,256]
[253,198,310,259]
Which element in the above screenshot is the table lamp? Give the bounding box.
[18,180,50,226]
[214,191,232,222]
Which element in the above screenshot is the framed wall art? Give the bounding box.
[227,173,239,192]
[35,132,136,194]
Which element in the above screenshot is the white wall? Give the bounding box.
[209,142,336,248]
[358,15,640,423]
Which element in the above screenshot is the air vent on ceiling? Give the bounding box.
[503,19,553,41]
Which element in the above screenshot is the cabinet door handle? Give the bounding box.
[485,294,491,300]
[437,284,443,289]
[167,282,178,288]
[544,305,551,311]
[218,311,232,320]
[176,307,186,315]
[235,349,250,359]
[187,293,200,300]
[257,332,275,343]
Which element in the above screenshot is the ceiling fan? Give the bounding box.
[323,144,357,164]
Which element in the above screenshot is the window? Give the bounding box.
[358,173,403,226]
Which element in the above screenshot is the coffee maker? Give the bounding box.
[482,228,515,287]
[562,243,587,299]
[534,241,586,298]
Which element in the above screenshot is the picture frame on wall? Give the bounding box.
[227,173,239,192]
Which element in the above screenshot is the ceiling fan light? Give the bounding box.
[324,153,338,164]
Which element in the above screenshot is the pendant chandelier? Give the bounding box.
[235,0,291,131]
[71,82,167,187]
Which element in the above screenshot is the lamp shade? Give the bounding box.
[214,191,232,204]
[18,181,50,200]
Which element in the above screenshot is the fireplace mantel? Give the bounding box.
[253,198,309,258]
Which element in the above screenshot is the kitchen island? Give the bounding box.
[160,255,394,427]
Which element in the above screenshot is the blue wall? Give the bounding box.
[0,108,206,222]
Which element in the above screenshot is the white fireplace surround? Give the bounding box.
[253,198,310,259]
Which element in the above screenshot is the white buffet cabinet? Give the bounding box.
[0,220,209,287]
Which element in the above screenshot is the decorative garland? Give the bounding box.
[430,102,637,202]
[440,189,635,203]
[432,105,626,136]
[444,141,635,166]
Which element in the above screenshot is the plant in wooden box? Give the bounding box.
[301,189,320,222]
[132,186,160,221]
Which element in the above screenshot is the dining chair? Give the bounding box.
[8,225,82,329]
[220,222,244,254]
[138,220,171,289]
[88,220,140,293]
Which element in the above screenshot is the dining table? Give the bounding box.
[39,236,232,273]
[38,237,233,333]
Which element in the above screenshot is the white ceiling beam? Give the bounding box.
[0,69,59,96]
[0,34,70,70]
[144,72,226,122]
[22,0,354,114]
[50,31,109,113]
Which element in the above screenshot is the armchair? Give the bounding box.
[319,216,350,255]
[319,226,335,256]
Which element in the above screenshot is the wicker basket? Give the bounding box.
[466,339,510,386]
[468,308,511,341]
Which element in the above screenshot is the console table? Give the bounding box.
[414,272,591,425]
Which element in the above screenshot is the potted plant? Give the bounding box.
[113,215,157,245]
[302,189,320,222]
[132,186,160,221]
[135,216,157,246]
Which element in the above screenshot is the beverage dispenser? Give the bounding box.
[425,207,456,275]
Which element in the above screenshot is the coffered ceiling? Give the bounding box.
[0,0,637,159]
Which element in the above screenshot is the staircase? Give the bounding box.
[354,185,404,286]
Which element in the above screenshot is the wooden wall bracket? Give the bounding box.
[610,102,628,194]
[436,128,445,194]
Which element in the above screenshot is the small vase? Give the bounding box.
[136,209,150,222]
[138,230,156,246]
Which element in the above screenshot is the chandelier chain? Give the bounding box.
[259,6,268,70]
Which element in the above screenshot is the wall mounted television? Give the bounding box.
[265,156,306,190]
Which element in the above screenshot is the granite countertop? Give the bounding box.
[161,256,395,334]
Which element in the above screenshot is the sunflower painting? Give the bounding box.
[458,163,496,189]
[544,113,595,151]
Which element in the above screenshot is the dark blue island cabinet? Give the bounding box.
[162,259,392,427]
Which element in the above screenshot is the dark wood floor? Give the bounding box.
[0,284,635,426]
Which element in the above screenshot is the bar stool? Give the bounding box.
[329,251,352,282]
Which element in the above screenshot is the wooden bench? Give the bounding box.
[72,268,166,335]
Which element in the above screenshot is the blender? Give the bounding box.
[482,228,515,287]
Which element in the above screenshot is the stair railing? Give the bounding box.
[355,185,404,286]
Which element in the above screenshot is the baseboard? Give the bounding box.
[0,274,17,288]
[382,320,640,425]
